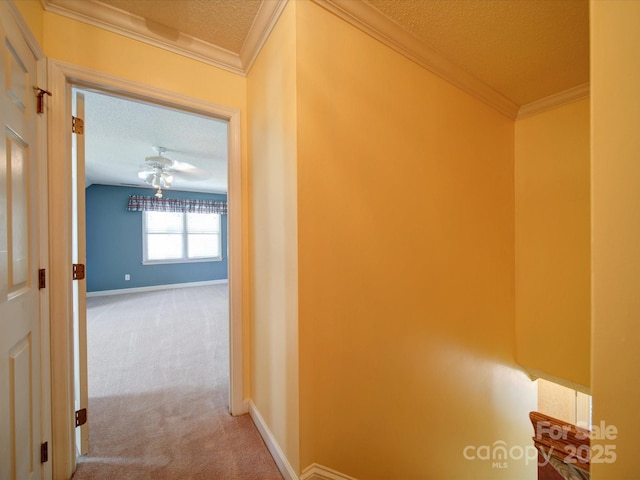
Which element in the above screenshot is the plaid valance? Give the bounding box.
[127,195,227,214]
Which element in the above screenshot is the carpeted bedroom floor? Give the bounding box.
[71,284,283,480]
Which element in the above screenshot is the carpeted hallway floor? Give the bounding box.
[72,284,283,480]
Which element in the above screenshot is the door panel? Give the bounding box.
[9,334,33,480]
[9,135,29,289]
[6,40,28,113]
[0,4,43,480]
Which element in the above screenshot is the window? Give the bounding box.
[143,211,222,264]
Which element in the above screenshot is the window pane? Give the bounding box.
[147,234,183,260]
[188,234,219,258]
[145,211,183,233]
[187,213,219,233]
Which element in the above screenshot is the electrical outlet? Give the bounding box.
[124,274,130,281]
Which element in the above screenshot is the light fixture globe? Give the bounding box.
[138,146,176,197]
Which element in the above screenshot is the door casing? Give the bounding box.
[47,59,246,479]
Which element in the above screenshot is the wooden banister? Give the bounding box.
[529,411,590,480]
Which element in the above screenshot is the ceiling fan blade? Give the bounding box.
[140,147,213,184]
[169,159,198,171]
[169,161,212,179]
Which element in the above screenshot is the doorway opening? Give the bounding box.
[72,86,232,467]
[47,60,246,476]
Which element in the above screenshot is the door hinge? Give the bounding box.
[39,268,46,289]
[33,86,51,115]
[75,408,87,427]
[40,441,48,463]
[73,263,85,280]
[72,116,84,134]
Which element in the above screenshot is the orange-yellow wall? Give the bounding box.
[515,99,590,388]
[591,1,640,477]
[295,2,536,477]
[247,1,300,473]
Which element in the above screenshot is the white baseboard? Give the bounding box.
[300,463,359,480]
[86,279,228,297]
[248,401,298,480]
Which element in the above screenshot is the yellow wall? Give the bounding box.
[295,2,536,478]
[247,1,300,473]
[515,99,590,388]
[591,1,640,477]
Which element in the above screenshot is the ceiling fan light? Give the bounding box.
[138,146,199,192]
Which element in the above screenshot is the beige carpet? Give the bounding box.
[72,284,283,480]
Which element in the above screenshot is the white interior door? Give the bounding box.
[0,4,45,480]
[72,90,89,456]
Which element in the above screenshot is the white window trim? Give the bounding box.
[142,211,223,265]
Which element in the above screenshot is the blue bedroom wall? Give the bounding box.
[85,184,228,292]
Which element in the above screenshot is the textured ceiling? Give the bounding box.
[98,0,262,52]
[365,0,589,106]
[47,0,589,191]
[46,0,590,107]
[81,89,228,194]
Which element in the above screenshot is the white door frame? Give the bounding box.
[47,59,246,479]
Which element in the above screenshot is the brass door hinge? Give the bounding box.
[33,87,51,114]
[73,263,84,280]
[39,269,46,289]
[41,441,48,463]
[75,408,87,427]
[72,116,84,134]
[73,264,85,280]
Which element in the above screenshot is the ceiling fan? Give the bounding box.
[137,146,200,198]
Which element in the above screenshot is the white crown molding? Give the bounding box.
[241,0,289,73]
[41,0,580,119]
[301,463,360,480]
[249,401,299,480]
[517,83,590,120]
[42,0,246,75]
[311,0,519,119]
